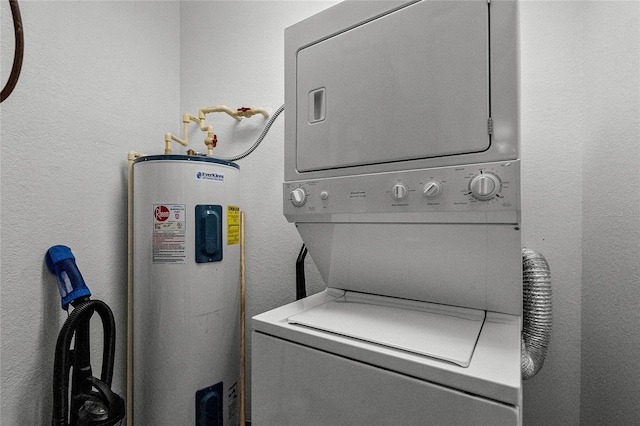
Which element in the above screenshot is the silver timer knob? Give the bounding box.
[422,181,442,199]
[469,172,501,200]
[290,188,307,207]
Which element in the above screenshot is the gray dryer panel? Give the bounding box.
[295,0,490,172]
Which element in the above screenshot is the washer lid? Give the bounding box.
[287,292,485,367]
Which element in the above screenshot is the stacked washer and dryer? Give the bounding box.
[253,1,523,424]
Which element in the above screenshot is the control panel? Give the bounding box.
[284,161,520,224]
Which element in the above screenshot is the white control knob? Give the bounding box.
[290,188,307,207]
[391,183,408,201]
[469,172,501,200]
[422,181,442,199]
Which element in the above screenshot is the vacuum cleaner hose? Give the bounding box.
[52,300,116,425]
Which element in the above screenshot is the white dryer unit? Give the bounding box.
[253,0,522,424]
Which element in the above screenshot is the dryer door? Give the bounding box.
[295,0,490,172]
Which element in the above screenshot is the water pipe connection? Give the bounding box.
[164,105,269,156]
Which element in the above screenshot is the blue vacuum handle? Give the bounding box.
[46,245,91,310]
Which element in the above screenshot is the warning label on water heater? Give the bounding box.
[152,204,186,264]
[227,205,240,245]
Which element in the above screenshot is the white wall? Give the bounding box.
[580,2,640,424]
[0,1,180,424]
[520,2,639,424]
[1,1,638,425]
[519,2,584,424]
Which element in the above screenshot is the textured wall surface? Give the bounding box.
[519,3,584,424]
[580,2,640,425]
[0,2,180,424]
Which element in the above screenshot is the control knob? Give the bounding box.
[290,188,307,207]
[422,180,442,200]
[391,182,408,201]
[469,172,501,201]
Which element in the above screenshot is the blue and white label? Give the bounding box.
[196,170,225,182]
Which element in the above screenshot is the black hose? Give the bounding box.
[1,0,24,103]
[52,300,116,425]
[295,244,308,300]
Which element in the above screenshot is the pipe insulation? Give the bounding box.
[521,248,552,380]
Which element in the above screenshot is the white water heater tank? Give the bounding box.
[132,155,241,425]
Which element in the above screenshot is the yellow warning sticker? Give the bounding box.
[227,205,240,245]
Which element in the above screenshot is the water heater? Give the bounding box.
[132,155,241,425]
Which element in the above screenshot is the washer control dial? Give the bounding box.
[469,172,501,200]
[422,180,442,200]
[290,188,307,207]
[391,182,408,201]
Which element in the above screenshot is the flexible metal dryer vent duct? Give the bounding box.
[521,248,552,380]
